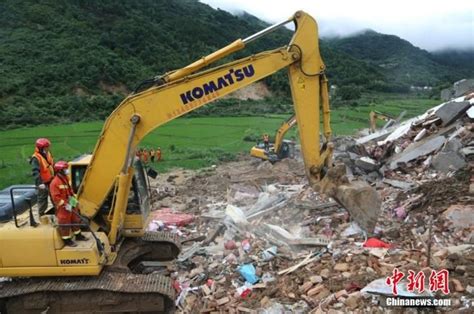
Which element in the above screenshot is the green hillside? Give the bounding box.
[431,49,474,75]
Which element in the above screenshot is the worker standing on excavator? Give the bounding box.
[142,148,149,164]
[30,138,54,216]
[150,148,155,163]
[156,147,162,162]
[135,148,142,160]
[263,133,270,151]
[50,161,87,247]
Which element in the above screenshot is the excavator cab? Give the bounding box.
[69,154,152,235]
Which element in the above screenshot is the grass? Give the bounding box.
[0,96,440,189]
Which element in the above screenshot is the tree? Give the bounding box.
[338,85,361,101]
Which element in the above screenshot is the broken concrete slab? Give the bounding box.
[383,178,417,190]
[443,138,463,153]
[356,129,392,145]
[435,101,471,126]
[389,136,445,170]
[432,151,467,173]
[264,223,297,241]
[467,106,474,119]
[454,78,474,97]
[442,205,474,228]
[355,157,379,172]
[378,122,413,145]
[287,237,330,247]
[460,146,474,157]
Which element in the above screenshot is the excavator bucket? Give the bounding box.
[318,164,381,233]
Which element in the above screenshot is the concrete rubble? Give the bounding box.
[143,93,473,313]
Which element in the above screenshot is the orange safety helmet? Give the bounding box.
[35,138,51,149]
[53,160,69,173]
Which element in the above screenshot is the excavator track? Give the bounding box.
[111,231,182,272]
[0,271,175,313]
[0,232,182,313]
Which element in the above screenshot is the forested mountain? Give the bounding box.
[431,49,474,75]
[0,0,471,129]
[324,30,473,88]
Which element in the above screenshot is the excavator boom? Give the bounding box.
[77,10,380,242]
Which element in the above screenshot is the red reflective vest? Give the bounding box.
[32,149,54,184]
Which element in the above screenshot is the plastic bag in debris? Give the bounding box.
[342,222,364,237]
[147,220,165,232]
[261,246,278,261]
[247,192,281,215]
[225,204,248,225]
[363,238,392,248]
[241,239,251,253]
[238,264,259,284]
[261,272,276,283]
[236,282,253,298]
[393,206,407,219]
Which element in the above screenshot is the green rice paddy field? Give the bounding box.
[0,97,439,188]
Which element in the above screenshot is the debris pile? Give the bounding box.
[348,94,474,183]
[145,94,473,312]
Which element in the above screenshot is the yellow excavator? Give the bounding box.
[0,11,381,313]
[250,114,297,162]
[369,111,395,134]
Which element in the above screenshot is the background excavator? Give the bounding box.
[369,111,395,134]
[369,110,406,134]
[0,11,380,313]
[250,114,297,162]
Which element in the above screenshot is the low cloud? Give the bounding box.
[200,0,474,51]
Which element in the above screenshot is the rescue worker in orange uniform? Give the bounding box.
[50,161,87,247]
[156,147,162,162]
[263,134,270,151]
[150,148,155,163]
[30,138,54,215]
[142,148,149,163]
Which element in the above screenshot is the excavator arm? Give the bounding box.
[273,114,297,154]
[78,11,380,245]
[369,111,394,133]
